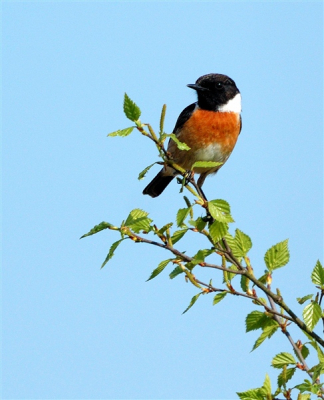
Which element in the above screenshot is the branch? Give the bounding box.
[195,279,295,322]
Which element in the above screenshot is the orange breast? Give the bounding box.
[167,108,241,171]
[179,109,241,153]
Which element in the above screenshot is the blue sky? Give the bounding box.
[2,1,323,399]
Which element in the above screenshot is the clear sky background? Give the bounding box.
[2,1,323,399]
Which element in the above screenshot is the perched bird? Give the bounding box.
[143,73,242,198]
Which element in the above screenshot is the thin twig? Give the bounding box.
[195,279,294,322]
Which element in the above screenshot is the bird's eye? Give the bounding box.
[216,82,223,89]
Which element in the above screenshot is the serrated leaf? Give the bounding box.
[301,345,310,360]
[209,220,228,244]
[294,379,316,393]
[101,239,124,268]
[213,291,227,305]
[166,133,190,151]
[124,208,149,225]
[255,298,267,306]
[316,344,324,363]
[146,259,172,281]
[176,207,190,227]
[186,249,214,270]
[80,221,114,238]
[171,229,188,245]
[258,273,268,285]
[107,127,134,137]
[182,292,201,314]
[297,294,314,304]
[235,229,252,256]
[277,367,296,387]
[311,260,324,287]
[236,389,264,400]
[222,232,242,259]
[196,217,207,232]
[310,362,324,383]
[124,208,152,233]
[246,311,269,332]
[303,302,322,330]
[123,93,141,121]
[208,199,234,223]
[264,239,290,271]
[169,265,183,279]
[191,161,223,169]
[272,352,297,368]
[138,163,156,180]
[252,321,279,351]
[158,222,173,235]
[261,374,271,396]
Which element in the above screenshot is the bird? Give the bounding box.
[143,73,242,198]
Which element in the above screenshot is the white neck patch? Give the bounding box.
[218,93,241,113]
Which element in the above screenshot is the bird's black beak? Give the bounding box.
[187,83,209,92]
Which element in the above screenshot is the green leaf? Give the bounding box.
[302,302,322,330]
[182,292,201,314]
[311,260,324,287]
[208,199,234,223]
[191,161,223,169]
[124,208,152,233]
[138,163,157,180]
[236,389,264,400]
[257,273,268,285]
[222,232,242,259]
[186,249,214,270]
[146,259,172,281]
[277,367,296,387]
[196,217,207,232]
[293,344,310,361]
[101,239,124,268]
[261,374,271,397]
[316,343,324,363]
[297,394,311,400]
[255,297,267,306]
[310,362,324,383]
[252,321,279,351]
[301,345,310,360]
[165,133,190,151]
[107,127,134,137]
[222,264,240,282]
[158,222,173,235]
[241,275,249,292]
[80,221,114,238]
[235,229,252,256]
[297,294,314,304]
[209,221,228,244]
[213,291,227,305]
[171,229,188,245]
[123,93,141,121]
[246,311,269,332]
[272,352,297,369]
[294,379,321,394]
[176,207,190,227]
[169,265,183,279]
[264,239,290,271]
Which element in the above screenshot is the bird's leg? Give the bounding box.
[176,170,194,190]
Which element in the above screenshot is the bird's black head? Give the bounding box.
[187,73,240,112]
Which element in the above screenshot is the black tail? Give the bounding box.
[143,170,174,198]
